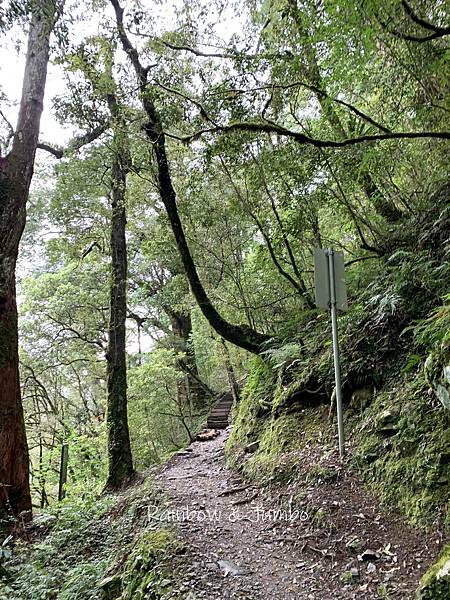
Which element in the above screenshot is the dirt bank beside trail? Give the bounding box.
[155,429,445,599]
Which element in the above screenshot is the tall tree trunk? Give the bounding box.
[168,309,211,409]
[152,132,271,354]
[105,97,134,489]
[0,1,56,520]
[110,0,272,356]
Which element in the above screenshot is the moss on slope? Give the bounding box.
[417,544,450,600]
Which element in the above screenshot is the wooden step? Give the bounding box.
[207,391,235,429]
[208,421,229,427]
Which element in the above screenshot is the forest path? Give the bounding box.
[156,429,443,599]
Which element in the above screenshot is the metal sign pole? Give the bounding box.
[327,249,345,458]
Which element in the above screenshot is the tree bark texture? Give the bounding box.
[105,99,134,489]
[169,309,210,409]
[220,338,240,405]
[0,1,55,519]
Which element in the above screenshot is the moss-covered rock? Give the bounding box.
[227,356,276,461]
[417,544,450,599]
[227,262,450,528]
[229,347,450,527]
[352,376,450,526]
[101,529,179,599]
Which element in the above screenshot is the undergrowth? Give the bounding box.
[0,478,178,600]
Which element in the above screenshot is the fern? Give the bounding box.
[262,342,303,369]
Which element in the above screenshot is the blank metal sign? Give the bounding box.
[314,248,348,312]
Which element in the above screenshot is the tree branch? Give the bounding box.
[401,0,450,35]
[388,27,450,43]
[110,0,147,84]
[211,81,391,134]
[36,142,64,158]
[174,120,450,148]
[37,122,109,159]
[153,79,217,125]
[0,107,14,153]
[379,2,450,43]
[110,0,273,354]
[160,39,291,61]
[44,313,105,351]
[217,154,311,303]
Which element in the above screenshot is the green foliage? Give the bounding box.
[227,356,276,462]
[1,492,114,599]
[108,529,179,600]
[3,1,449,592]
[36,427,107,503]
[417,544,450,600]
[0,0,28,31]
[227,216,450,526]
[412,295,450,349]
[262,342,304,370]
[128,348,206,466]
[1,479,166,600]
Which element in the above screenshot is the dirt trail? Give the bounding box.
[156,429,444,599]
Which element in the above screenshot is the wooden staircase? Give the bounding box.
[207,391,234,430]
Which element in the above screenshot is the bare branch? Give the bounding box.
[44,313,106,351]
[173,120,450,148]
[37,122,109,159]
[0,107,14,153]
[160,39,291,61]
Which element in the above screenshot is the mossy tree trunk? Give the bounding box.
[168,309,211,409]
[220,338,240,405]
[0,1,55,520]
[105,95,134,489]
